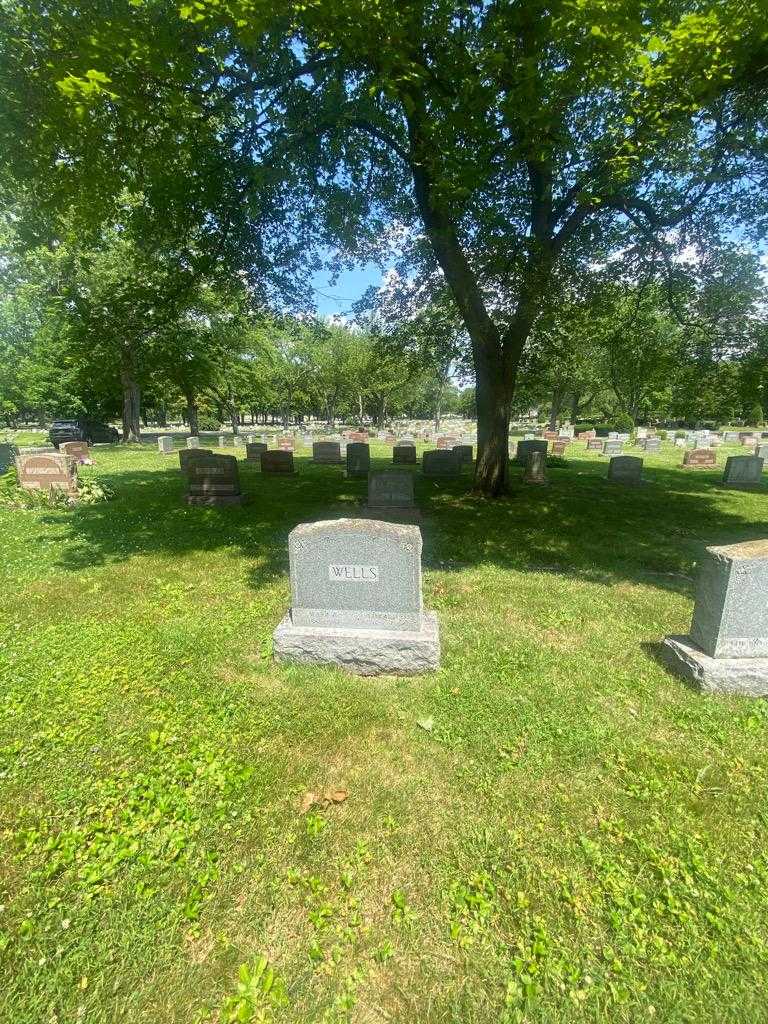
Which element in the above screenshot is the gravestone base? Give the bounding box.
[273,610,440,676]
[661,635,768,696]
[186,493,245,507]
[359,504,422,521]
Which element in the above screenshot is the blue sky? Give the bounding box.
[311,261,385,318]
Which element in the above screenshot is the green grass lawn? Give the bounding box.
[1,442,767,1024]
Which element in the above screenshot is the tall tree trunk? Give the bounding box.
[231,407,239,435]
[157,401,168,428]
[548,387,566,430]
[184,390,199,436]
[120,346,141,443]
[569,391,581,423]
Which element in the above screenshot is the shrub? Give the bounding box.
[197,414,221,432]
[748,404,764,427]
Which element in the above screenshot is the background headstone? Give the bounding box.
[608,455,643,485]
[313,441,343,464]
[16,453,77,494]
[683,449,716,469]
[603,439,623,455]
[515,438,548,466]
[261,450,295,474]
[0,442,17,474]
[179,448,214,475]
[393,443,416,465]
[186,436,200,449]
[245,442,268,461]
[186,453,243,506]
[158,436,174,454]
[423,449,461,477]
[59,440,92,464]
[723,455,763,488]
[523,450,547,484]
[453,444,474,465]
[346,442,370,478]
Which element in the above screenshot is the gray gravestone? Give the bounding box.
[523,450,547,484]
[722,455,763,488]
[603,439,623,455]
[346,442,370,478]
[245,442,268,461]
[0,442,16,474]
[640,436,661,452]
[755,444,768,465]
[313,441,343,464]
[186,453,243,506]
[186,436,200,449]
[179,448,214,475]
[662,539,768,695]
[723,431,739,444]
[261,450,295,474]
[393,443,416,465]
[273,518,440,674]
[423,449,461,477]
[361,470,419,521]
[218,434,228,447]
[515,439,548,466]
[608,455,643,485]
[158,436,174,454]
[453,444,474,465]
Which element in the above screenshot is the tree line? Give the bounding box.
[1,0,767,489]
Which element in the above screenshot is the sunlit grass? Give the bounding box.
[1,441,767,1023]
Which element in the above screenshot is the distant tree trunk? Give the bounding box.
[120,345,141,443]
[184,390,199,436]
[548,387,566,430]
[157,402,168,428]
[569,391,580,423]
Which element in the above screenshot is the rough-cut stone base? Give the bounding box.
[273,610,440,675]
[661,634,768,696]
[186,494,245,506]
[359,504,422,521]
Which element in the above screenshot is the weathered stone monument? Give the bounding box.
[186,453,243,506]
[423,449,461,477]
[158,436,174,454]
[453,444,474,465]
[16,453,78,494]
[361,470,419,520]
[0,443,16,475]
[186,436,201,449]
[523,450,547,485]
[273,518,440,674]
[313,441,343,464]
[587,438,604,451]
[218,434,228,447]
[683,449,717,469]
[393,443,416,465]
[756,443,768,464]
[346,442,370,478]
[179,448,214,475]
[552,440,568,457]
[515,438,548,466]
[607,455,643,485]
[245,442,268,461]
[261,450,295,474]
[722,455,764,489]
[59,440,92,464]
[662,539,768,695]
[603,439,623,456]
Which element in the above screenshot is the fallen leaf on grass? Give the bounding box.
[416,717,434,732]
[299,788,349,813]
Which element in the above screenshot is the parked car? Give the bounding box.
[49,418,120,448]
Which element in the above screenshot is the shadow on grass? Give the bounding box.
[34,450,768,600]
